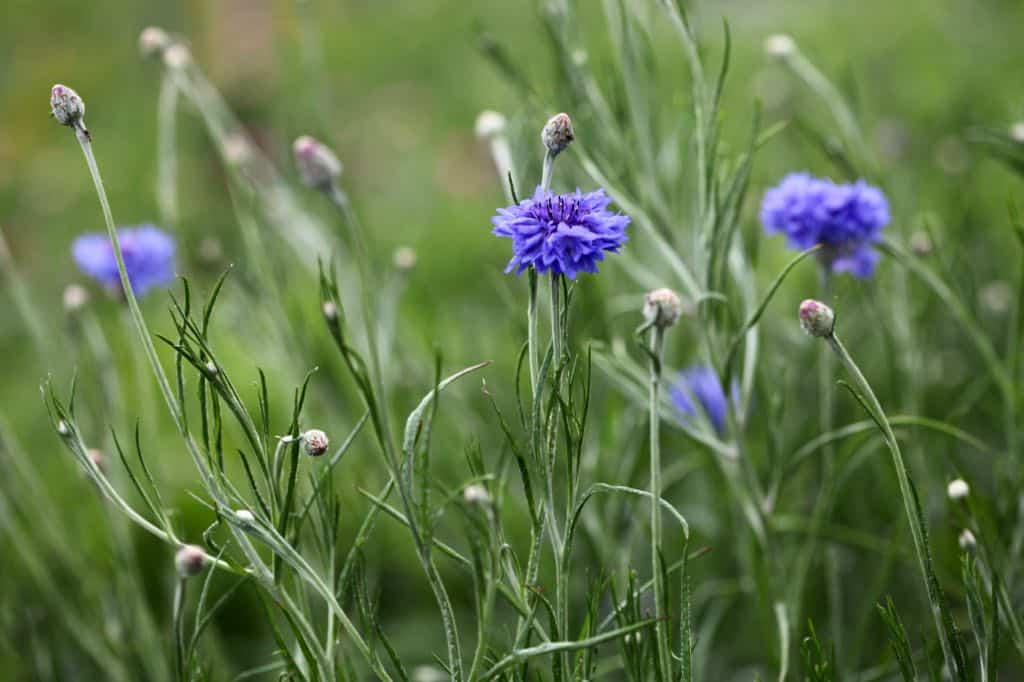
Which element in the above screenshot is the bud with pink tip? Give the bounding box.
[50,85,88,139]
[799,299,834,338]
[293,135,342,190]
[643,288,683,329]
[541,113,574,156]
[301,429,329,457]
[175,544,207,577]
[87,449,105,473]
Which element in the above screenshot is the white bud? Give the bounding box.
[175,544,207,577]
[301,429,329,457]
[205,361,219,375]
[764,34,796,58]
[50,84,86,132]
[293,135,342,189]
[463,485,491,505]
[139,27,170,57]
[1011,122,1024,143]
[958,529,976,550]
[541,113,574,156]
[235,509,256,525]
[163,44,191,69]
[799,299,835,338]
[979,281,1012,315]
[222,132,253,167]
[643,288,682,329]
[322,301,339,321]
[411,666,446,682]
[393,247,417,271]
[57,420,70,436]
[63,284,89,312]
[474,110,507,140]
[946,479,969,500]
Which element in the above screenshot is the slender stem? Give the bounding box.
[826,331,961,677]
[541,149,555,192]
[648,324,672,679]
[528,269,540,395]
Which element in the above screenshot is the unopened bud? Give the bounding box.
[301,429,329,456]
[958,529,976,550]
[63,284,89,312]
[322,301,339,321]
[1011,122,1024,143]
[643,288,682,329]
[205,361,218,376]
[463,484,491,505]
[235,509,256,525]
[87,448,105,473]
[293,135,342,189]
[57,420,70,436]
[474,111,507,140]
[947,479,969,500]
[393,247,417,271]
[50,84,87,135]
[764,34,796,58]
[139,27,170,57]
[541,113,574,156]
[799,299,834,338]
[909,230,932,256]
[175,544,207,577]
[163,44,191,69]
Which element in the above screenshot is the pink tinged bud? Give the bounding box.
[293,135,342,189]
[50,84,87,134]
[175,544,207,577]
[301,429,329,457]
[541,113,574,156]
[87,449,105,473]
[799,299,834,338]
[643,288,683,329]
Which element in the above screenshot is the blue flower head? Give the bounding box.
[670,365,734,436]
[760,173,890,278]
[491,186,629,279]
[73,225,176,297]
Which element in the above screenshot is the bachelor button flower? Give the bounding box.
[72,225,175,297]
[491,186,629,279]
[760,172,890,278]
[670,366,733,436]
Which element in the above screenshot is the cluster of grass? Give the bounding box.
[2,0,1024,680]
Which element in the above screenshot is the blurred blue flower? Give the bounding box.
[670,365,734,436]
[73,225,175,297]
[491,186,629,279]
[760,172,890,278]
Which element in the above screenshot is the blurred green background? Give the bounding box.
[3,0,1024,678]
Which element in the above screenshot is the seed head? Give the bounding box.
[947,478,969,500]
[643,288,683,329]
[50,84,87,133]
[139,27,170,57]
[293,135,342,189]
[764,34,796,58]
[175,544,207,577]
[474,110,507,140]
[301,429,329,457]
[393,246,417,271]
[799,299,835,338]
[63,284,89,312]
[463,485,491,505]
[958,529,977,550]
[541,113,574,156]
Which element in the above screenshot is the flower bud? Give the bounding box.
[301,429,329,456]
[463,484,491,505]
[322,301,339,322]
[163,44,191,69]
[643,288,682,329]
[393,246,417,271]
[1011,122,1024,143]
[474,110,507,140]
[293,135,342,189]
[946,478,969,500]
[541,113,574,156]
[139,27,170,57]
[175,544,207,577]
[50,84,86,131]
[205,361,219,376]
[764,34,796,58]
[87,448,105,473]
[63,284,89,312]
[799,299,834,338]
[958,529,976,550]
[57,420,70,436]
[909,230,932,256]
[235,509,256,525]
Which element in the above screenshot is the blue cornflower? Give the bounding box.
[670,365,733,436]
[72,225,176,296]
[760,172,890,278]
[491,186,629,279]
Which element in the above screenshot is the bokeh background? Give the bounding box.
[3,0,1024,678]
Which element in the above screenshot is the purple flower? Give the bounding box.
[760,172,890,278]
[670,366,733,436]
[72,225,176,297]
[491,186,629,279]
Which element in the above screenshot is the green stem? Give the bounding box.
[648,324,672,679]
[528,269,539,396]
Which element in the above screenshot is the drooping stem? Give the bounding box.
[647,323,672,679]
